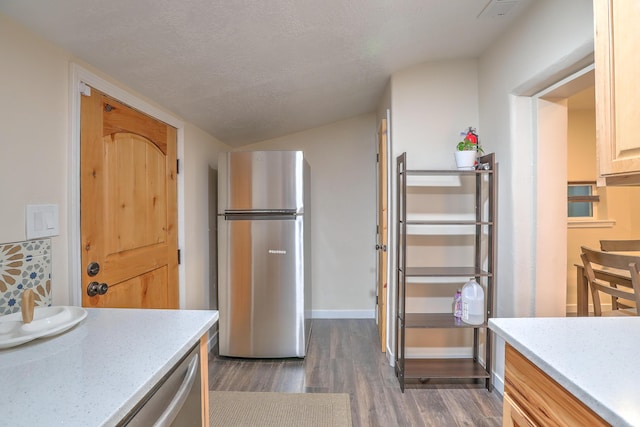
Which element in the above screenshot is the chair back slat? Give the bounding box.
[599,239,640,252]
[582,247,640,270]
[590,281,636,301]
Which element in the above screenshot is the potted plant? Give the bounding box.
[454,127,483,169]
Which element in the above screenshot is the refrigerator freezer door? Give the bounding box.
[218,151,304,213]
[218,216,306,357]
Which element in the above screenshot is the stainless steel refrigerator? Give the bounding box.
[217,150,311,358]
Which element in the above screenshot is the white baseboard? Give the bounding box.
[566,303,612,316]
[312,309,375,319]
[207,328,218,352]
[492,371,504,396]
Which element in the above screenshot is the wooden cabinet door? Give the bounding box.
[595,0,640,176]
[504,344,609,427]
[502,393,537,427]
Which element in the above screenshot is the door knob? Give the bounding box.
[87,282,109,297]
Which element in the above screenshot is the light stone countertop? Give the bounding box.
[0,308,218,427]
[489,317,640,427]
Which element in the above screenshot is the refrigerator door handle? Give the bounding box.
[223,209,299,220]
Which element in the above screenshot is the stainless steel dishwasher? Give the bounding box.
[119,344,202,426]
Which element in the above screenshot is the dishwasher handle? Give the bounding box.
[153,354,200,427]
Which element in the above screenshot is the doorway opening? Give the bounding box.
[534,67,640,316]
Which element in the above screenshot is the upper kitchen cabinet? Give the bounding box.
[594,0,640,184]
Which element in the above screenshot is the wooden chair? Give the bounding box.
[599,239,640,252]
[580,246,640,316]
[598,240,640,310]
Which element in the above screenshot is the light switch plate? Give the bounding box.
[26,204,59,239]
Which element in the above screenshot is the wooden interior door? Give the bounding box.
[376,118,388,352]
[80,88,178,308]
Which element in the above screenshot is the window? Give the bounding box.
[567,181,615,228]
[568,182,598,218]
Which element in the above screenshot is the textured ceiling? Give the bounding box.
[0,0,533,146]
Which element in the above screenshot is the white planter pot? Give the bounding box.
[454,150,477,170]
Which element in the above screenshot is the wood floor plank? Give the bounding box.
[380,386,426,426]
[208,319,503,426]
[409,388,459,427]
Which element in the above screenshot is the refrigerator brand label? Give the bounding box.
[268,250,287,255]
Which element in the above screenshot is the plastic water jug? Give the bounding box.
[461,278,484,325]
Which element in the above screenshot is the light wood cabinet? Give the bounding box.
[503,344,609,427]
[594,0,640,182]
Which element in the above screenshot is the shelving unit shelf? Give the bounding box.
[394,152,496,392]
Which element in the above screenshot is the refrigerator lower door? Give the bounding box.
[219,216,305,358]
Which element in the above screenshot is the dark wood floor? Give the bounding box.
[208,319,503,427]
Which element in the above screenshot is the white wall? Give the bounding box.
[391,59,479,169]
[382,59,480,358]
[479,0,594,319]
[0,13,230,309]
[477,0,594,392]
[567,108,597,182]
[183,124,229,309]
[242,115,377,317]
[0,14,72,305]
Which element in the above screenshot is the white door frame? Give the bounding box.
[68,63,186,308]
[382,109,393,357]
[531,65,594,316]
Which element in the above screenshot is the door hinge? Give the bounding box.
[79,82,92,97]
[177,249,182,264]
[176,159,180,174]
[376,295,379,305]
[376,153,379,162]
